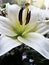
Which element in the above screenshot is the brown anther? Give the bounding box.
[25,3,30,7]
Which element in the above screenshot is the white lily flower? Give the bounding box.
[0,3,49,59]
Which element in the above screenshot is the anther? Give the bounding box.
[25,10,31,25]
[19,7,24,25]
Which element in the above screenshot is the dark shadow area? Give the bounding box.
[0,44,49,65]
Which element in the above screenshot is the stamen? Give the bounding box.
[19,7,24,25]
[25,10,31,25]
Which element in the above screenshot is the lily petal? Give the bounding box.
[40,10,49,20]
[6,3,20,24]
[0,16,17,29]
[29,5,41,22]
[18,32,49,59]
[0,35,21,56]
[0,16,17,36]
[36,23,49,35]
[0,24,17,36]
[29,5,49,22]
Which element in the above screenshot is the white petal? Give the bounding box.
[44,0,49,9]
[0,36,21,56]
[40,10,49,20]
[6,3,20,23]
[0,16,17,36]
[29,5,49,22]
[18,32,49,59]
[29,5,42,22]
[36,23,49,35]
[0,16,16,28]
[0,24,17,36]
